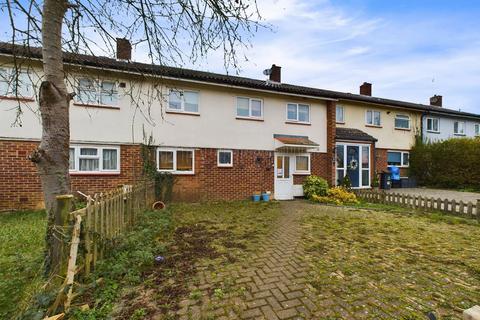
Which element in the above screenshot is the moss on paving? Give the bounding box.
[302,204,480,319]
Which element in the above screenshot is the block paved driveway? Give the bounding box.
[386,187,480,203]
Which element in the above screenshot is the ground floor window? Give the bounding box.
[157,148,194,174]
[294,154,310,174]
[217,150,233,167]
[335,144,370,188]
[69,145,120,173]
[387,151,409,167]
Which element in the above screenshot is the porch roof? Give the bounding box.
[274,134,319,152]
[335,128,377,142]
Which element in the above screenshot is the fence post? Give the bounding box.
[51,194,74,278]
[477,199,480,221]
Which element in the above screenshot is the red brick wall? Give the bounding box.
[292,152,330,186]
[326,101,336,185]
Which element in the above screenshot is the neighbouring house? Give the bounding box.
[1,41,480,210]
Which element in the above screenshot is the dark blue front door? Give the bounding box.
[347,146,360,188]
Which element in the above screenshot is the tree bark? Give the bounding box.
[33,0,71,276]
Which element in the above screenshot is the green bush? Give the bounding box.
[410,136,480,190]
[303,175,329,199]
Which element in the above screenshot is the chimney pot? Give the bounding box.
[430,95,442,107]
[269,64,281,83]
[360,82,372,96]
[116,38,132,61]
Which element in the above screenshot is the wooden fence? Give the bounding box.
[355,189,480,219]
[48,180,155,316]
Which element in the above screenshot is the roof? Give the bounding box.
[1,42,479,119]
[273,134,319,146]
[336,128,378,142]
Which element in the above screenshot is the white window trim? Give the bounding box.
[453,121,466,136]
[293,153,311,175]
[74,77,119,108]
[157,147,195,175]
[334,143,371,189]
[69,145,120,174]
[0,67,35,99]
[217,149,233,167]
[167,88,200,114]
[236,96,264,119]
[365,110,381,127]
[387,150,409,168]
[475,124,480,136]
[426,117,440,133]
[394,114,411,130]
[336,105,345,124]
[286,103,311,124]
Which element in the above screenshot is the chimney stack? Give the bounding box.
[360,82,372,96]
[116,38,132,61]
[430,95,442,107]
[269,64,281,83]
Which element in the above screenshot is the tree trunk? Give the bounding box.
[32,0,71,277]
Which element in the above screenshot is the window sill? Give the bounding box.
[293,172,311,175]
[387,165,409,168]
[166,110,200,116]
[158,170,195,175]
[454,133,466,136]
[285,121,311,126]
[0,95,35,102]
[336,121,345,125]
[365,124,382,128]
[217,165,233,168]
[236,116,264,122]
[70,171,121,176]
[74,102,120,110]
[426,130,440,134]
[394,127,411,131]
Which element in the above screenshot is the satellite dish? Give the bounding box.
[263,68,272,76]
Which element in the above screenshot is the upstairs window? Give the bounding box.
[236,97,263,119]
[69,145,120,173]
[157,148,194,174]
[475,124,480,136]
[336,105,345,123]
[286,103,310,123]
[0,67,33,98]
[454,121,466,135]
[76,78,118,106]
[366,110,381,126]
[168,89,199,113]
[426,117,440,133]
[387,151,409,167]
[394,114,410,129]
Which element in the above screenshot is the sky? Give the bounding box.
[2,0,480,113]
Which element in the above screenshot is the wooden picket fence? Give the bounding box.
[355,189,480,219]
[47,180,155,316]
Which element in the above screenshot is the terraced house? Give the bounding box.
[1,41,480,210]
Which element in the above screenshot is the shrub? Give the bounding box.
[311,187,359,205]
[303,175,329,199]
[340,174,352,191]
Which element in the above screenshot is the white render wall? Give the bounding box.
[0,64,328,152]
[422,115,480,143]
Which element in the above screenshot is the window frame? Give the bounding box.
[69,145,120,174]
[74,77,119,108]
[0,67,34,99]
[387,151,409,168]
[167,88,200,114]
[286,103,311,124]
[475,124,480,136]
[293,154,311,175]
[236,96,264,120]
[365,110,381,127]
[426,117,440,133]
[336,105,345,123]
[453,120,466,136]
[394,114,411,130]
[156,147,195,174]
[217,149,233,167]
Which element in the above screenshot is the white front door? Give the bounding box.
[274,154,294,200]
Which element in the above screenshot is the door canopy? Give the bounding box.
[274,134,319,153]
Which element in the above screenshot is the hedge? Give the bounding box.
[409,136,480,190]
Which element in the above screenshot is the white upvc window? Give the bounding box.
[217,150,233,167]
[394,114,410,129]
[475,124,480,136]
[336,105,345,123]
[286,103,310,123]
[69,145,120,173]
[0,67,34,98]
[366,110,381,126]
[294,154,311,174]
[236,97,263,119]
[387,151,409,167]
[76,78,118,107]
[168,89,199,113]
[157,148,194,174]
[454,121,466,135]
[426,117,440,133]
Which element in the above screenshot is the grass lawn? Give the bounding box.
[0,210,46,319]
[302,204,480,319]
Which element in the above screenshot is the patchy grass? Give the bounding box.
[302,204,480,319]
[0,210,46,319]
[70,200,280,319]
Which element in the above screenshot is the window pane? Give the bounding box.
[103,149,118,170]
[296,156,309,171]
[184,91,198,112]
[100,81,117,105]
[374,111,381,126]
[362,170,370,186]
[237,97,249,117]
[476,124,480,136]
[402,153,409,166]
[169,90,182,110]
[251,99,262,117]
[17,72,32,97]
[0,68,9,95]
[177,151,193,171]
[219,151,232,165]
[80,148,98,156]
[336,169,345,185]
[79,159,99,171]
[395,115,410,129]
[284,156,290,178]
[287,103,297,120]
[276,156,283,178]
[69,148,75,170]
[158,151,174,170]
[362,146,369,168]
[336,145,344,168]
[336,106,344,122]
[433,119,439,131]
[454,122,459,133]
[78,79,97,104]
[298,104,309,122]
[366,111,372,124]
[387,152,401,166]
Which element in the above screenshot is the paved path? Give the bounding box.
[386,187,480,203]
[177,201,317,319]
